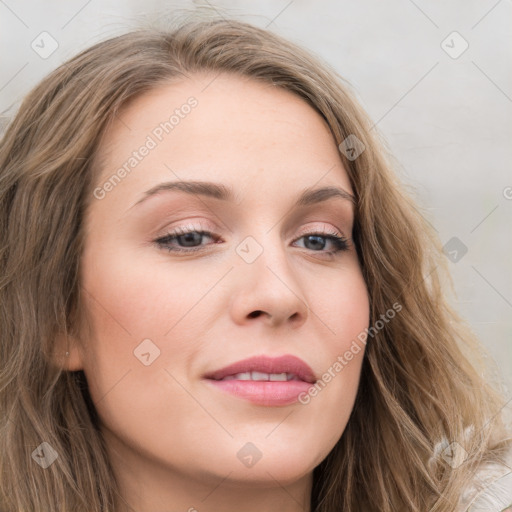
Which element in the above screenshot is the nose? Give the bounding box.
[229,237,309,329]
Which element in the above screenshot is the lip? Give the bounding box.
[203,354,317,406]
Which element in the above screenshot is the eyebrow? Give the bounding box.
[129,180,356,210]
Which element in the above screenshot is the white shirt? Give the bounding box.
[458,446,512,511]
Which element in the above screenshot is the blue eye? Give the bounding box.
[154,227,349,255]
[294,232,349,253]
[155,228,217,253]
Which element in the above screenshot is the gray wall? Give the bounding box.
[1,1,511,398]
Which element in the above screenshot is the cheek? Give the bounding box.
[78,245,210,452]
[80,236,217,342]
[298,263,369,423]
[78,241,207,407]
[310,260,370,353]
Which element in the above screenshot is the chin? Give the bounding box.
[197,436,330,486]
[211,457,316,487]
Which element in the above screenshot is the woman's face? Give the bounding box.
[73,73,369,502]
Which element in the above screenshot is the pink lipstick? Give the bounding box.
[203,354,317,406]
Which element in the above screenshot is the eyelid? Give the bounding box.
[154,220,215,239]
[157,221,346,242]
[293,222,345,238]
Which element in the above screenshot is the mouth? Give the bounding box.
[203,354,317,406]
[215,371,306,382]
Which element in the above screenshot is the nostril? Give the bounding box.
[248,310,263,318]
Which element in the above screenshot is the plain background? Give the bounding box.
[1,1,511,401]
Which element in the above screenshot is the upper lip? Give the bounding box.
[204,355,317,383]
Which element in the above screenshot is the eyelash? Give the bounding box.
[154,225,350,256]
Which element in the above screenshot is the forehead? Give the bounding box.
[93,72,353,203]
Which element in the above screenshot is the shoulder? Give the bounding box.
[458,445,512,512]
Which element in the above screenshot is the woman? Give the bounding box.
[0,15,510,512]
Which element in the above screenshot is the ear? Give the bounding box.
[52,331,84,371]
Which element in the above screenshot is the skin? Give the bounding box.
[64,73,370,512]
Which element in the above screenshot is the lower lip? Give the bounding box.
[204,379,315,406]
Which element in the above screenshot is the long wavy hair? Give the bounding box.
[0,15,510,512]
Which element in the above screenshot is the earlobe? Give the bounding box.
[61,345,84,371]
[52,332,84,371]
